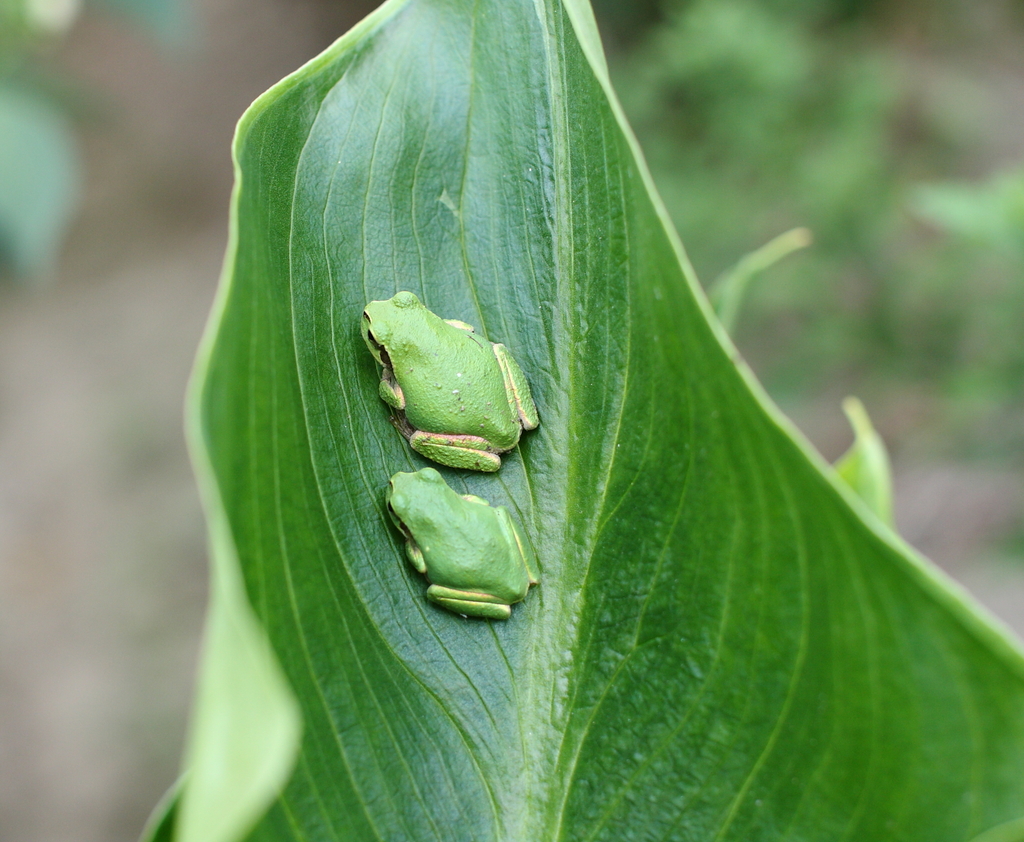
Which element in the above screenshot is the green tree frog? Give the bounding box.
[362,291,539,472]
[385,468,539,620]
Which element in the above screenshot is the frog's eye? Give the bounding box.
[362,312,388,364]
[392,290,419,309]
[385,492,400,518]
[385,499,400,525]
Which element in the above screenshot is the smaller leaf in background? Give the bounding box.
[27,0,81,33]
[835,395,895,526]
[912,166,1024,256]
[0,84,80,279]
[709,226,812,331]
[137,776,181,842]
[174,535,301,842]
[1,0,77,41]
[1,0,82,36]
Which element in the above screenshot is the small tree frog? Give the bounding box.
[385,468,539,620]
[362,291,539,472]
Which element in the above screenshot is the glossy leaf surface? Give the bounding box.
[180,1,1024,840]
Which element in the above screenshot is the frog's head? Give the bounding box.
[362,291,423,365]
[384,476,408,534]
[386,467,446,534]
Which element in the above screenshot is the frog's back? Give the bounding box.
[415,502,530,602]
[391,325,520,448]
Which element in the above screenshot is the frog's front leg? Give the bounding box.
[405,540,426,574]
[378,365,405,409]
[492,344,539,430]
[426,585,512,620]
[409,431,502,472]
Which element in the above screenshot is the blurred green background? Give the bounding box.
[0,0,1021,840]
[601,0,1024,474]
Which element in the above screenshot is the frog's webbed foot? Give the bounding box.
[379,365,405,410]
[409,431,502,472]
[426,585,512,620]
[492,343,539,430]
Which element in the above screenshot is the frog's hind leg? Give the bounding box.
[502,510,540,585]
[444,319,476,333]
[460,494,490,506]
[410,431,502,472]
[426,585,512,620]
[493,344,539,430]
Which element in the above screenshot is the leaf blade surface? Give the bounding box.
[184,1,1024,840]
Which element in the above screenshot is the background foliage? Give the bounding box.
[0,0,185,279]
[601,0,1024,490]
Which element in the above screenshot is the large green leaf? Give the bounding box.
[175,1,1024,840]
